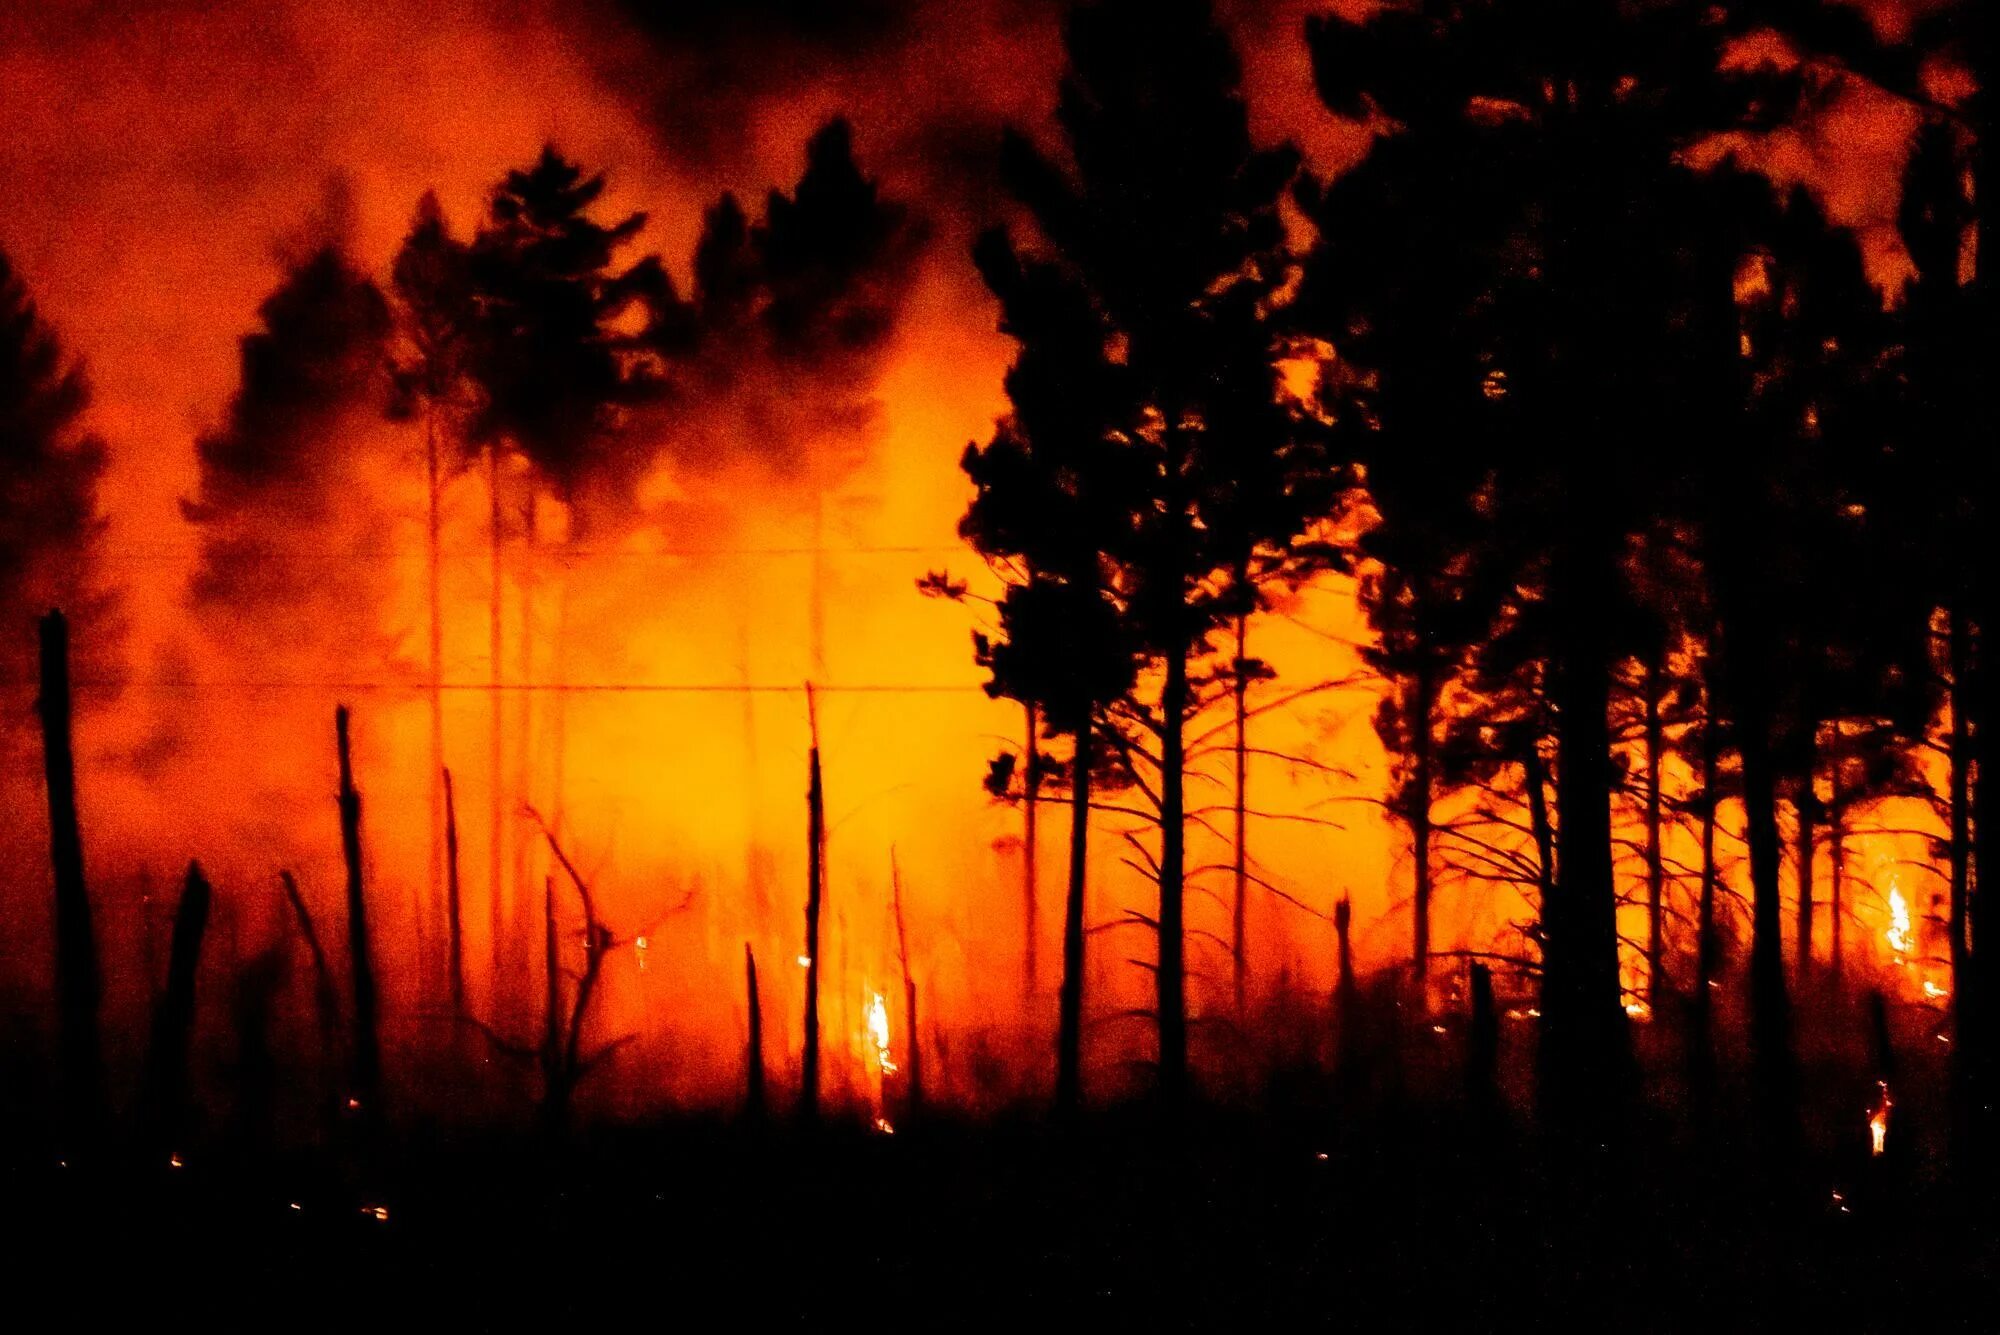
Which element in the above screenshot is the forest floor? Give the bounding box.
[12,1083,1997,1330]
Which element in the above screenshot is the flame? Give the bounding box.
[868,991,897,1076]
[1868,1080,1892,1157]
[1887,882,1913,959]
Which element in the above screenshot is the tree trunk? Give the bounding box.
[745,944,766,1120]
[1525,741,1556,907]
[801,684,825,1120]
[1692,710,1721,1123]
[540,875,564,1132]
[487,444,505,1009]
[1158,643,1190,1104]
[1232,609,1250,1019]
[1644,650,1666,1006]
[1333,895,1356,1086]
[426,406,446,1003]
[1468,962,1499,1112]
[1736,686,1794,1112]
[336,705,382,1120]
[1057,723,1093,1116]
[1410,665,1436,1003]
[1828,723,1846,985]
[37,610,102,1146]
[444,767,464,1014]
[145,862,212,1159]
[1795,719,1819,991]
[280,869,341,1112]
[1024,702,1040,1002]
[512,490,538,1004]
[892,854,923,1115]
[1949,607,1971,1018]
[1541,572,1625,1121]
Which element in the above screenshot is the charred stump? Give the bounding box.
[143,862,212,1161]
[444,767,465,1015]
[801,684,826,1121]
[37,609,103,1144]
[745,944,766,1121]
[336,706,382,1123]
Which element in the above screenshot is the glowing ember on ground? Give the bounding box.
[873,1117,895,1136]
[1869,1081,1892,1157]
[1924,980,1948,1000]
[362,1205,390,1222]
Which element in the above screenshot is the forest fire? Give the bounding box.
[3,0,1999,1324]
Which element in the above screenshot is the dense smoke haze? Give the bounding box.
[9,0,2000,1324]
[0,0,1415,1114]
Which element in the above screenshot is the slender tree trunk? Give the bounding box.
[1692,710,1721,1123]
[1410,665,1436,1003]
[1795,718,1819,991]
[1794,790,1815,989]
[1525,741,1556,907]
[540,875,562,1132]
[892,856,922,1114]
[1057,723,1093,1116]
[1024,702,1040,1002]
[1158,643,1190,1104]
[1155,419,1191,1106]
[744,944,765,1120]
[1468,962,1498,1112]
[280,870,341,1112]
[487,445,505,1008]
[1737,686,1794,1109]
[426,406,446,1003]
[1541,563,1625,1120]
[1064,719,1096,1119]
[1644,650,1666,1006]
[336,705,382,1119]
[1696,745,1719,1004]
[512,490,537,998]
[145,862,212,1159]
[1233,609,1251,1019]
[1949,608,1971,1016]
[37,610,102,1145]
[1828,723,1846,985]
[801,685,825,1120]
[444,768,464,1014]
[1333,895,1356,1086]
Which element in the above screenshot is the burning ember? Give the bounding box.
[868,992,898,1077]
[1887,884,1914,961]
[1869,1082,1892,1158]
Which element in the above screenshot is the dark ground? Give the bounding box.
[10,1082,1996,1331]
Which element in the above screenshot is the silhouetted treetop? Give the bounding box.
[468,144,692,508]
[390,191,479,431]
[0,248,117,716]
[182,244,392,529]
[755,118,915,360]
